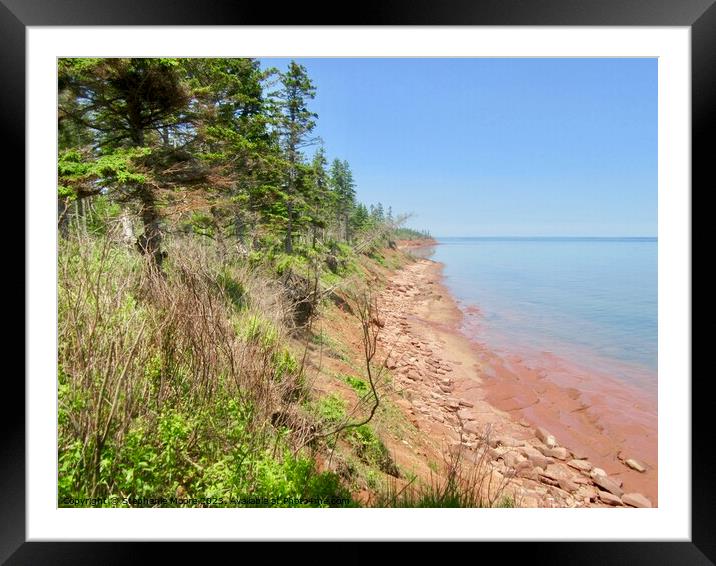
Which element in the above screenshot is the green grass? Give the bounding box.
[337,373,370,395]
[346,424,399,477]
[312,393,347,425]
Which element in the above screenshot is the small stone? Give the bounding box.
[535,427,557,448]
[558,478,579,493]
[592,474,624,498]
[458,399,474,408]
[622,493,652,508]
[543,463,573,481]
[598,490,623,506]
[503,451,527,469]
[406,370,422,381]
[457,409,475,421]
[517,467,539,480]
[520,446,552,469]
[462,421,480,435]
[568,459,593,472]
[539,475,560,487]
[539,446,570,460]
[625,458,647,473]
[590,467,607,478]
[579,485,600,502]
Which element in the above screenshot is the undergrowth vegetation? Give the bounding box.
[56,57,504,509]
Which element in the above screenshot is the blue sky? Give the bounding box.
[260,58,657,238]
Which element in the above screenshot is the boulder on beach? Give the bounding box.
[592,474,624,498]
[622,492,652,508]
[624,458,647,473]
[568,459,593,472]
[598,491,623,506]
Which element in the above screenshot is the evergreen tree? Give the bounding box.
[58,58,191,268]
[329,159,356,242]
[274,61,318,253]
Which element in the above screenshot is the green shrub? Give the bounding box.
[272,348,298,381]
[314,393,347,425]
[217,270,247,310]
[339,373,369,395]
[347,425,398,477]
[238,314,279,350]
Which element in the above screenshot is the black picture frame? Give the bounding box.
[5,0,708,562]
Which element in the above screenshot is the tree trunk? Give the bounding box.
[211,206,226,261]
[119,211,135,247]
[285,198,294,254]
[136,186,165,271]
[58,196,71,238]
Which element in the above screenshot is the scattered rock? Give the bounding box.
[539,475,560,487]
[579,485,600,503]
[624,458,647,473]
[520,446,552,469]
[590,467,607,478]
[535,427,557,448]
[536,445,570,460]
[622,493,652,508]
[406,370,422,381]
[558,477,579,493]
[503,451,527,469]
[517,467,539,481]
[489,445,513,460]
[462,421,481,435]
[457,409,475,421]
[543,463,573,481]
[592,474,624,498]
[458,399,474,408]
[567,459,593,473]
[492,435,520,448]
[597,491,623,506]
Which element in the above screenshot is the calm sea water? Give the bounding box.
[426,237,657,390]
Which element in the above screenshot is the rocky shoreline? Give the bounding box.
[375,256,655,508]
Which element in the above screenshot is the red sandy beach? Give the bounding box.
[379,247,657,506]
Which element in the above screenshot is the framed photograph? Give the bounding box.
[8,0,708,562]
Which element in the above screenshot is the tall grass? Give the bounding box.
[374,438,514,508]
[58,230,349,506]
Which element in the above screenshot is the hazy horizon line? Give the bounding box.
[432,235,658,240]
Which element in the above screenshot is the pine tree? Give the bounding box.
[274,61,318,254]
[58,58,191,268]
[329,159,356,242]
